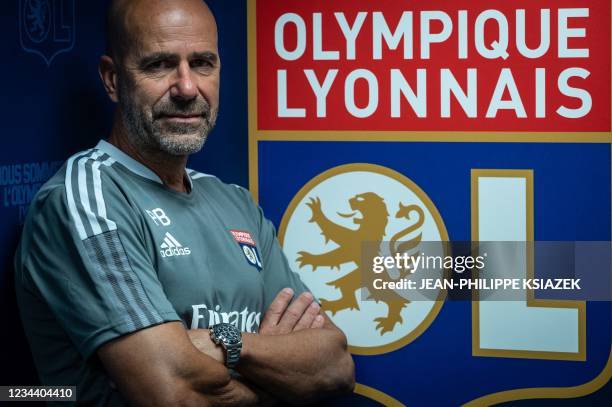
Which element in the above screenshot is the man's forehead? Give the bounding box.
[122,0,218,55]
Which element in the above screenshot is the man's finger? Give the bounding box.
[277,291,315,331]
[293,301,321,331]
[260,288,294,329]
[310,314,325,329]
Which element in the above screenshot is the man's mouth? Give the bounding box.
[158,113,204,124]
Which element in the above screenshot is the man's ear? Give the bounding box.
[99,55,119,103]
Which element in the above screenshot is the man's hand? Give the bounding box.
[185,288,355,405]
[186,329,224,363]
[187,288,324,364]
[259,288,325,335]
[238,289,355,404]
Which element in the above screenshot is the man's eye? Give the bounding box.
[191,59,213,69]
[146,60,169,71]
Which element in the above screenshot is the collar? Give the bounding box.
[96,139,193,191]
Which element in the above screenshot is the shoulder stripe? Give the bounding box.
[66,150,116,240]
[87,154,117,232]
[67,148,165,331]
[77,151,102,236]
[65,150,94,240]
[191,173,214,180]
[90,154,116,233]
[187,168,214,180]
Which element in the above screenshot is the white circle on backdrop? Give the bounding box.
[279,164,448,354]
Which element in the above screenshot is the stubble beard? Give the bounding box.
[117,78,217,156]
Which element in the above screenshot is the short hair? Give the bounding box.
[104,0,129,61]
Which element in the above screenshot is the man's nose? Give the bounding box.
[170,62,198,100]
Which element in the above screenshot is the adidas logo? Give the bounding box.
[159,232,191,258]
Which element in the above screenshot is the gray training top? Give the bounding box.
[14,140,310,405]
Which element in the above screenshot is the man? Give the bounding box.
[14,0,354,405]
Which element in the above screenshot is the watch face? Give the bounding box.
[214,323,241,345]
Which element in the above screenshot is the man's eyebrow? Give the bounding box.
[137,51,218,68]
[138,52,176,67]
[190,51,218,62]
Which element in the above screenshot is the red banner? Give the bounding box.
[255,0,610,132]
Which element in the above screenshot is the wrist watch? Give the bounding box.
[209,323,242,369]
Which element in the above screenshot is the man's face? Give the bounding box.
[115,1,220,156]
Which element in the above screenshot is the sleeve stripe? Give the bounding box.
[66,150,116,240]
[104,231,161,326]
[65,150,94,240]
[92,158,108,229]
[77,152,100,236]
[84,232,142,330]
[68,149,165,330]
[91,155,116,233]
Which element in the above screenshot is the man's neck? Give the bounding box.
[108,120,190,193]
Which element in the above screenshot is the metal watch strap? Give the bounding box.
[225,344,241,369]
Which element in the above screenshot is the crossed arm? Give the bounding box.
[98,288,355,406]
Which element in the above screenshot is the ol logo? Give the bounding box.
[230,230,263,271]
[279,163,449,355]
[19,0,75,66]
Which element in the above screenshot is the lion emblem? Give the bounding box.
[25,0,51,43]
[297,192,425,334]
